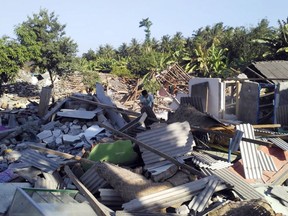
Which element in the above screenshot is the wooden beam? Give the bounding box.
[209,124,281,131]
[64,165,110,216]
[41,98,69,123]
[28,144,95,165]
[267,162,288,186]
[38,87,52,117]
[98,122,204,177]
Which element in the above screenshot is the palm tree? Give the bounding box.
[159,35,171,53]
[96,44,116,58]
[117,43,129,58]
[128,38,141,56]
[253,18,288,60]
[139,18,153,43]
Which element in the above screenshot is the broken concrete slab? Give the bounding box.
[37,130,53,140]
[57,109,100,119]
[63,134,81,145]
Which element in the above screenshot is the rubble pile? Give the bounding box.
[1,70,288,215]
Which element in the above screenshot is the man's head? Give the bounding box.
[142,90,148,97]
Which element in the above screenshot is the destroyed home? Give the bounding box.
[0,62,288,216]
[2,7,288,215]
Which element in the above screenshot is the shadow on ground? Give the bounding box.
[1,81,40,97]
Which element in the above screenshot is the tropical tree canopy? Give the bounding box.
[15,9,78,86]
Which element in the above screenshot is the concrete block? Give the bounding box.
[69,125,82,135]
[37,130,53,140]
[55,137,63,146]
[41,121,58,131]
[42,136,55,144]
[63,134,80,145]
[52,129,62,138]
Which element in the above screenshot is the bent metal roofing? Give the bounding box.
[248,61,288,83]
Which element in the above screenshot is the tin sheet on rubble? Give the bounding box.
[80,164,107,195]
[136,121,194,166]
[267,138,288,151]
[201,168,264,200]
[191,151,232,170]
[123,175,221,212]
[188,178,219,212]
[20,149,60,173]
[257,151,278,172]
[236,124,262,179]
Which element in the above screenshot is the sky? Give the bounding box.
[1,0,288,56]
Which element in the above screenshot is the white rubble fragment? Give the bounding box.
[176,205,190,214]
[63,134,81,145]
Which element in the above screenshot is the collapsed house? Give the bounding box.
[0,63,288,215]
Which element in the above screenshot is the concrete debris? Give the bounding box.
[1,71,288,215]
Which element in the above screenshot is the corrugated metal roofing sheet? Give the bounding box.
[257,151,278,171]
[122,175,226,212]
[268,138,288,151]
[80,164,107,195]
[252,61,288,83]
[201,168,264,200]
[191,151,232,170]
[136,121,194,166]
[236,124,262,179]
[276,104,288,126]
[188,178,219,212]
[99,188,123,208]
[20,149,60,173]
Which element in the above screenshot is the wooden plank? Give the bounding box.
[41,98,69,123]
[267,162,288,185]
[98,123,204,177]
[28,144,95,165]
[210,124,281,131]
[38,87,52,117]
[64,166,110,216]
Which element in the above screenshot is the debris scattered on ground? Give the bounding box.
[1,69,288,215]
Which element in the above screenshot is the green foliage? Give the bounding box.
[142,72,160,95]
[77,17,286,81]
[82,49,97,61]
[81,70,100,91]
[15,9,78,86]
[252,18,288,60]
[0,37,28,82]
[111,59,133,77]
[192,43,229,78]
[94,57,116,73]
